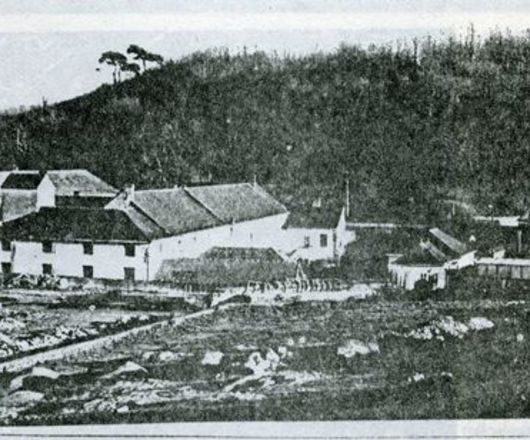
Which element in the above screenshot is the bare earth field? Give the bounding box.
[1,297,529,425]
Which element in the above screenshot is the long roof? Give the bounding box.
[185,183,287,223]
[283,205,344,229]
[133,188,221,236]
[46,169,117,196]
[0,208,148,243]
[0,169,117,196]
[116,183,286,239]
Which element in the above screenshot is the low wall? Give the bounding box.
[0,307,220,373]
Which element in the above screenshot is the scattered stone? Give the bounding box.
[517,333,525,343]
[158,351,185,362]
[31,366,60,380]
[103,361,147,379]
[468,317,494,331]
[4,391,44,405]
[201,351,224,366]
[337,340,379,358]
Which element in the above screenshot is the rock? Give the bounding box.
[337,340,379,358]
[201,350,224,366]
[9,375,27,392]
[4,391,44,405]
[244,349,282,375]
[102,361,147,378]
[468,317,494,331]
[158,351,185,362]
[31,366,60,380]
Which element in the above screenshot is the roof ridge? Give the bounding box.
[182,187,224,223]
[136,187,180,193]
[128,200,169,235]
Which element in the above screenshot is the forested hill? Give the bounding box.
[0,31,530,221]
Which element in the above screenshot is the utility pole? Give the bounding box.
[345,177,350,218]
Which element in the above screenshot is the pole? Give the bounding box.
[345,178,350,218]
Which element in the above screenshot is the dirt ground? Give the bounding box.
[1,297,529,424]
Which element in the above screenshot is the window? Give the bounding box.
[1,262,11,274]
[124,244,135,257]
[42,264,52,275]
[42,241,53,253]
[124,267,135,282]
[320,234,328,248]
[83,242,93,255]
[1,240,10,252]
[83,265,94,278]
[303,236,310,248]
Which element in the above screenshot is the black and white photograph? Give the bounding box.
[0,1,530,438]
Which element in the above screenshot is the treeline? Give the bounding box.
[0,29,530,221]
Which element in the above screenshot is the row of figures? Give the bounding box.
[245,278,349,294]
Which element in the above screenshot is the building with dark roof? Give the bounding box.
[388,228,477,291]
[0,207,149,281]
[0,180,289,282]
[278,202,352,263]
[0,169,118,223]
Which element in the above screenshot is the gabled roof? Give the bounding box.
[0,192,38,222]
[185,183,287,224]
[420,240,448,262]
[283,205,344,229]
[46,169,117,196]
[111,183,287,239]
[202,246,284,262]
[133,188,222,236]
[0,208,148,243]
[1,172,42,190]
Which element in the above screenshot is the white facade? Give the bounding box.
[0,213,289,282]
[388,251,477,291]
[1,240,149,281]
[147,212,289,280]
[388,260,447,290]
[36,175,56,209]
[277,208,353,262]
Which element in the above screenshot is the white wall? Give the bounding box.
[1,213,288,282]
[36,175,56,209]
[388,261,446,290]
[444,251,476,271]
[276,208,353,262]
[8,241,148,281]
[147,213,289,279]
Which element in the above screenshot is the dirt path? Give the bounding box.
[0,306,225,373]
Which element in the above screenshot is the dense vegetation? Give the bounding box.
[1,29,530,220]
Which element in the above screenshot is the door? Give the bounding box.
[124,267,135,282]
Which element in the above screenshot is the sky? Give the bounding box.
[0,0,529,110]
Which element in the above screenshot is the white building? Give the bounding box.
[0,182,288,282]
[0,169,117,223]
[278,203,353,263]
[388,228,476,291]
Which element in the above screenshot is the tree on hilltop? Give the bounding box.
[98,51,128,84]
[127,44,164,70]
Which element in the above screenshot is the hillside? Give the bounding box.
[0,30,529,221]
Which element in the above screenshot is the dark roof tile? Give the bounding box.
[0,208,148,243]
[1,172,42,190]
